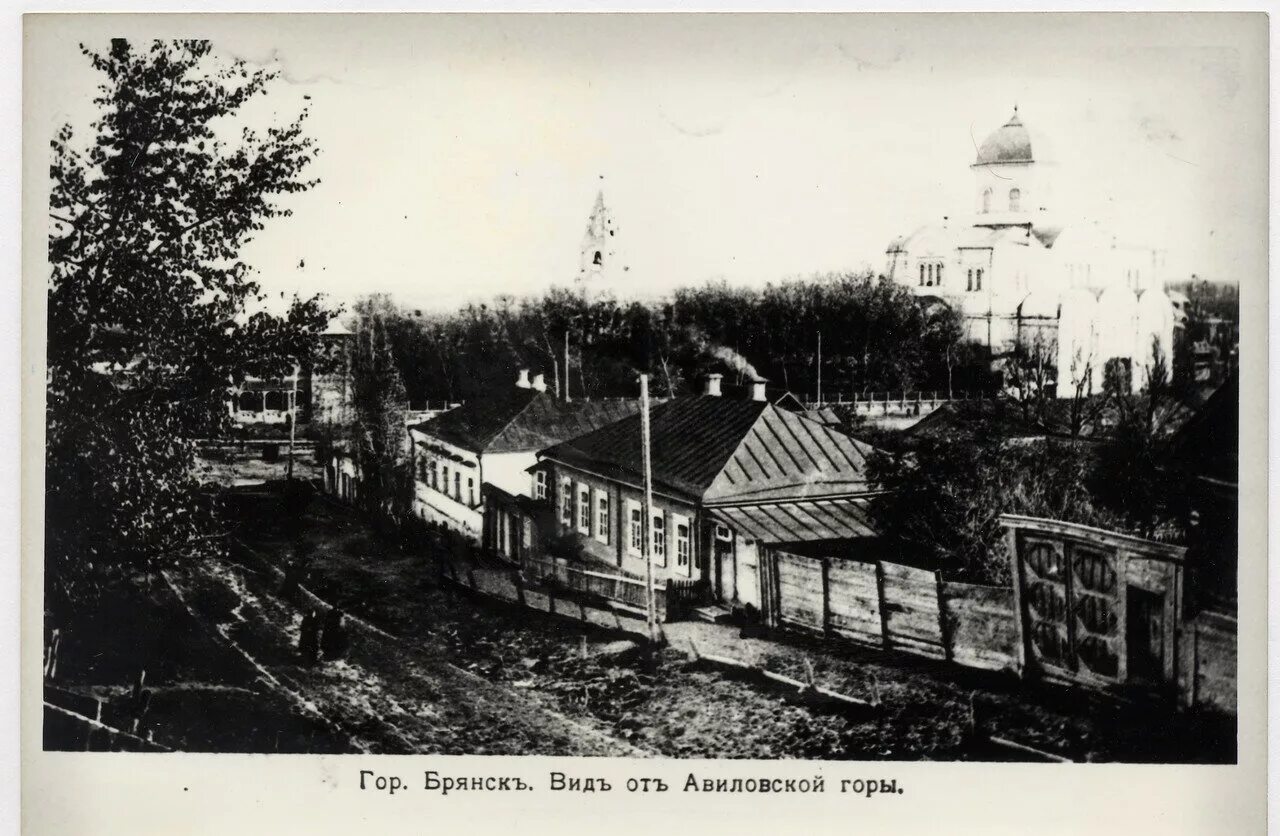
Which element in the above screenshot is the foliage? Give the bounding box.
[1089,340,1185,540]
[46,39,334,612]
[351,295,411,520]
[867,436,1124,585]
[364,273,975,407]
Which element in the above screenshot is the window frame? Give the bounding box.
[595,492,610,545]
[673,513,691,577]
[577,484,591,535]
[560,478,573,525]
[651,511,667,566]
[534,469,548,501]
[627,500,643,556]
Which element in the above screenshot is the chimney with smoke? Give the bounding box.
[708,345,759,382]
[515,369,531,389]
[704,373,723,397]
[531,373,547,393]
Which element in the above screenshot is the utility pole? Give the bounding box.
[639,373,658,645]
[287,363,298,481]
[817,330,823,407]
[563,329,572,403]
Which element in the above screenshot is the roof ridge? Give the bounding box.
[479,389,550,450]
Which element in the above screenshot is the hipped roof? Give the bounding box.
[411,388,640,455]
[539,395,878,504]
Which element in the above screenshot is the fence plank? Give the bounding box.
[939,581,1019,671]
[880,561,945,654]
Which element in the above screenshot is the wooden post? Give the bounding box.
[935,570,953,662]
[820,557,831,635]
[639,374,658,645]
[816,330,822,407]
[1004,525,1029,678]
[875,561,891,649]
[287,365,298,481]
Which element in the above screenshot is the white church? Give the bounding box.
[884,107,1177,397]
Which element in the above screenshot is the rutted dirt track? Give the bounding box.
[161,553,644,756]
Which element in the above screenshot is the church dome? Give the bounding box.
[974,108,1034,166]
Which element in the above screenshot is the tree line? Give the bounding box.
[357,276,980,408]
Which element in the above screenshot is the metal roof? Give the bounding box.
[974,109,1034,166]
[411,388,640,455]
[709,497,878,543]
[540,395,877,503]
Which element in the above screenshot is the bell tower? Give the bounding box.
[577,191,620,284]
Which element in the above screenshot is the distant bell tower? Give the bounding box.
[577,191,622,284]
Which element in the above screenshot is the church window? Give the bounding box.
[1009,188,1021,212]
[975,268,984,291]
[926,264,933,286]
[966,269,973,292]
[982,188,992,214]
[592,251,602,266]
[936,264,944,286]
[919,264,925,286]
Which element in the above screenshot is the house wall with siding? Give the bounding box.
[409,430,483,540]
[539,460,706,584]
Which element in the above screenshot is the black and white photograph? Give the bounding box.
[26,10,1261,791]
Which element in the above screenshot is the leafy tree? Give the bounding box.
[1090,339,1184,539]
[868,436,1122,584]
[351,296,411,522]
[46,39,333,613]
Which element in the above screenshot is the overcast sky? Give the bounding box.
[28,13,1267,313]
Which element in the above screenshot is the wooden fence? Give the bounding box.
[1178,610,1237,714]
[524,556,660,614]
[764,551,1018,673]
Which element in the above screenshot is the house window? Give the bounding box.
[442,465,450,493]
[628,501,643,555]
[1009,188,1021,212]
[561,478,573,524]
[454,473,461,501]
[673,514,691,576]
[264,390,286,412]
[467,477,475,507]
[651,512,667,566]
[596,493,610,544]
[714,524,732,542]
[578,485,591,535]
[236,391,259,413]
[534,470,547,500]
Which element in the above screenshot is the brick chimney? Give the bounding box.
[531,373,547,393]
[515,369,531,389]
[704,373,723,397]
[750,377,768,402]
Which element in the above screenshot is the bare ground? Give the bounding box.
[217,485,1233,763]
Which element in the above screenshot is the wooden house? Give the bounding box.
[409,370,638,542]
[530,375,884,613]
